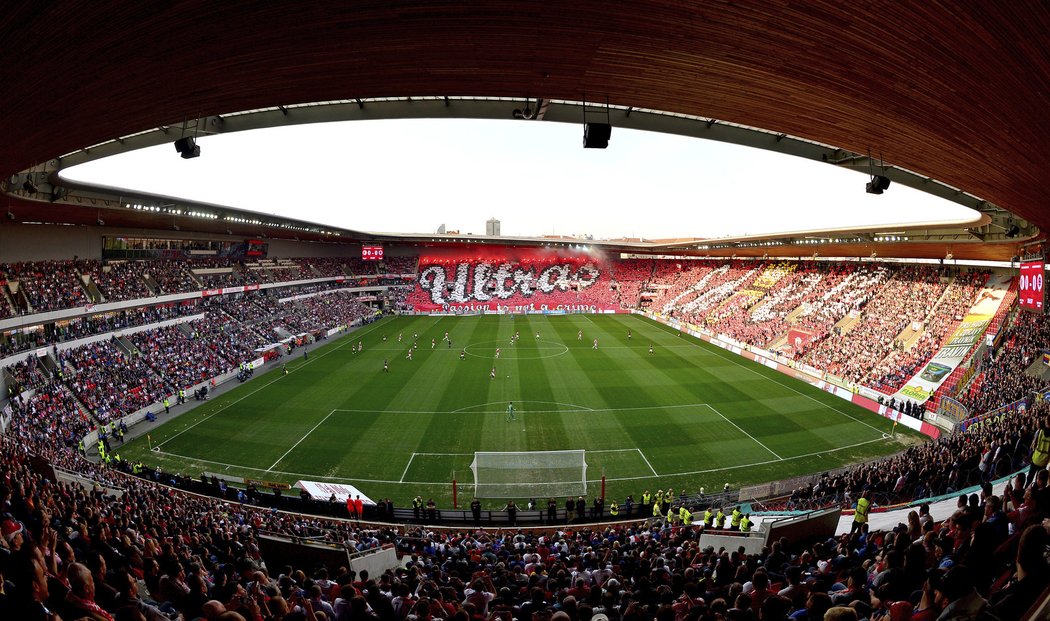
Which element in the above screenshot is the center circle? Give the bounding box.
[464,339,570,360]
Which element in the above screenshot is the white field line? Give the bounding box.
[596,436,888,483]
[331,402,710,415]
[399,453,417,483]
[155,318,389,449]
[705,403,783,460]
[267,409,338,471]
[151,434,888,486]
[636,448,660,477]
[675,326,888,437]
[450,400,594,413]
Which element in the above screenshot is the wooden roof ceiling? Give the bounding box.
[1,2,1047,258]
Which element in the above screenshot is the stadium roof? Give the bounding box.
[1,2,1047,260]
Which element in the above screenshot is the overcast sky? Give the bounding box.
[61,119,977,240]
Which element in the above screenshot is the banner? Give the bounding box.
[937,396,971,422]
[894,273,1012,403]
[785,328,815,352]
[957,398,1027,432]
[295,480,375,505]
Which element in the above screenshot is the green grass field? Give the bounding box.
[121,314,920,506]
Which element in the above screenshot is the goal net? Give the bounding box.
[470,450,587,499]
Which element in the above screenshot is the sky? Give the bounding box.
[60,119,978,240]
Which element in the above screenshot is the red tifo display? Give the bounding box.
[1019,258,1044,311]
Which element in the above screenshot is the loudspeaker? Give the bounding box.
[583,123,611,149]
[174,137,200,159]
[865,175,890,194]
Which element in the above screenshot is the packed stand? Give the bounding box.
[127,325,233,390]
[0,260,88,312]
[1,302,202,359]
[4,381,90,451]
[58,340,170,423]
[960,310,1050,414]
[1,401,1049,621]
[216,294,284,323]
[242,260,304,284]
[303,257,353,277]
[777,396,1050,521]
[79,259,154,301]
[3,354,52,396]
[659,262,763,326]
[194,269,243,288]
[379,255,418,275]
[865,270,988,393]
[801,266,949,384]
[145,260,200,294]
[609,259,656,309]
[190,309,271,365]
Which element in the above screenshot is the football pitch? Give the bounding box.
[121,314,920,506]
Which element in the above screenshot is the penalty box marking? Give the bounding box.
[152,434,889,487]
[151,401,892,485]
[403,447,659,482]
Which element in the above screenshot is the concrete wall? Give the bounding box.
[0,223,374,262]
[0,224,104,261]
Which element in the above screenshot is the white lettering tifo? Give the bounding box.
[418,261,600,306]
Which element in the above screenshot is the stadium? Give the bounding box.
[2,3,1049,621]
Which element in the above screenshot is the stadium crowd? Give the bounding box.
[0,399,1048,621]
[863,271,988,394]
[1,260,89,313]
[59,341,171,424]
[2,253,1050,620]
[959,311,1050,415]
[799,267,949,385]
[80,260,155,302]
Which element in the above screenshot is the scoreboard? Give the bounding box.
[1019,259,1044,311]
[361,245,384,261]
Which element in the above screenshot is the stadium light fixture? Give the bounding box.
[865,149,890,194]
[866,175,891,194]
[582,96,611,149]
[174,136,200,159]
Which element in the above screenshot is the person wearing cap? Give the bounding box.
[930,565,996,620]
[2,518,24,551]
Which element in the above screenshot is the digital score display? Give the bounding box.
[362,245,384,261]
[1019,259,1044,311]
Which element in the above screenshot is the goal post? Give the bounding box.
[470,450,587,499]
